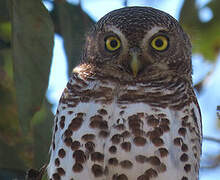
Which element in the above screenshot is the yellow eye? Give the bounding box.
[105,36,121,52]
[151,35,169,51]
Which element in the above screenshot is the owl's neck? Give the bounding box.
[73,62,192,88]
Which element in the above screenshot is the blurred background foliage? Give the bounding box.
[0,0,219,179]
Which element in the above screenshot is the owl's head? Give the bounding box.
[82,7,192,81]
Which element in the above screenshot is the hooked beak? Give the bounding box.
[130,53,140,77]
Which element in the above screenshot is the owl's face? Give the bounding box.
[83,7,192,81]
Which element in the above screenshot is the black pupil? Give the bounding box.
[110,40,118,48]
[155,39,163,47]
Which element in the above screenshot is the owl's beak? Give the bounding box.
[130,53,140,77]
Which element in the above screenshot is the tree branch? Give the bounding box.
[203,136,220,143]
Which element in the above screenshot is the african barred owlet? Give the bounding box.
[48,6,202,180]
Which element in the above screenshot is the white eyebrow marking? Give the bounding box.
[141,26,168,50]
[143,26,168,42]
[104,25,125,39]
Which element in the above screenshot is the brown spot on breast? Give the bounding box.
[71,141,81,151]
[72,163,83,172]
[114,124,125,131]
[85,141,95,153]
[147,127,163,140]
[109,146,117,154]
[144,168,158,178]
[173,137,183,146]
[68,111,73,114]
[91,164,103,177]
[121,131,130,138]
[91,152,104,162]
[178,127,187,136]
[148,156,161,166]
[182,176,188,180]
[77,112,84,117]
[73,150,86,163]
[58,148,66,158]
[57,167,65,176]
[55,158,60,167]
[90,115,103,121]
[116,118,120,124]
[111,134,122,144]
[180,153,188,162]
[97,109,107,115]
[120,160,133,169]
[69,115,83,131]
[52,173,60,180]
[159,124,170,132]
[181,144,188,152]
[99,120,109,129]
[133,136,147,146]
[63,137,72,147]
[59,116,65,129]
[115,174,128,180]
[99,130,110,138]
[90,115,107,129]
[135,155,148,163]
[64,129,73,137]
[62,105,67,109]
[194,153,198,158]
[121,142,131,152]
[108,158,119,165]
[137,175,148,180]
[119,110,125,115]
[152,137,164,146]
[160,117,169,124]
[146,115,159,127]
[184,164,191,172]
[182,115,189,121]
[181,120,188,127]
[157,148,168,157]
[81,134,95,141]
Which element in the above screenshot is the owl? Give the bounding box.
[47,6,202,180]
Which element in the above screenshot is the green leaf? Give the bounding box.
[10,0,54,134]
[0,22,11,43]
[32,100,54,168]
[179,0,200,27]
[52,1,94,75]
[179,0,220,61]
[0,139,26,170]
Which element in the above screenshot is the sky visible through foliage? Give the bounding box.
[45,0,220,179]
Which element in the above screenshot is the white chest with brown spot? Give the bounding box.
[47,75,201,180]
